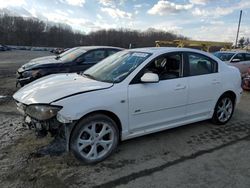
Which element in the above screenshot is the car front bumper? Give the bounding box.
[16,76,33,87]
[15,100,62,135]
[14,100,76,152]
[16,68,35,86]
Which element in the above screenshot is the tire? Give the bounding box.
[212,94,235,125]
[70,114,119,164]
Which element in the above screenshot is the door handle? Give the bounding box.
[175,85,186,90]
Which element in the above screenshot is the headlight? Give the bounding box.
[22,70,40,78]
[26,105,62,121]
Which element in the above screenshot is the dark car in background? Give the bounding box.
[16,46,123,86]
[50,48,69,54]
[0,44,11,51]
[28,47,79,63]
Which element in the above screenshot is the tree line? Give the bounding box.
[238,37,250,48]
[0,14,187,48]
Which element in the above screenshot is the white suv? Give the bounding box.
[13,47,242,163]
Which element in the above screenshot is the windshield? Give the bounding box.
[83,51,151,83]
[214,52,235,61]
[59,48,86,62]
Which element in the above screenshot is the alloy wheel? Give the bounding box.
[216,97,233,123]
[76,122,114,160]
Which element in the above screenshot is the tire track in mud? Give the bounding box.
[93,119,250,188]
[0,114,47,188]
[1,109,250,188]
[186,120,250,146]
[0,115,28,153]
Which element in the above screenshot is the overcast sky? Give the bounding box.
[1,0,250,42]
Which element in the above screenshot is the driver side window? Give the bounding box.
[84,50,106,63]
[233,53,245,62]
[145,53,182,80]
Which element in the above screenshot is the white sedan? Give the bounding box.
[13,47,242,164]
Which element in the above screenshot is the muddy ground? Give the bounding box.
[0,50,250,188]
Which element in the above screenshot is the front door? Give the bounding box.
[70,49,107,72]
[128,53,188,132]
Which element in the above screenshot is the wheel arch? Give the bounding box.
[219,90,237,104]
[213,90,237,113]
[211,90,236,125]
[67,110,122,151]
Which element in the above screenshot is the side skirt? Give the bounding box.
[121,114,211,141]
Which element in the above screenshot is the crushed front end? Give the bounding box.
[16,101,63,137]
[24,115,63,138]
[15,100,73,155]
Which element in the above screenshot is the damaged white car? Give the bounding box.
[13,48,242,164]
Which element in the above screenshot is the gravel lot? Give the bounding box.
[0,50,250,188]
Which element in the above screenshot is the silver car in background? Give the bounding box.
[214,51,250,76]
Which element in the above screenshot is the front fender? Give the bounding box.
[52,86,129,133]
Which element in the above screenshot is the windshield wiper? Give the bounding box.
[82,73,96,80]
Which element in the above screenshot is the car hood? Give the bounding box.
[13,73,113,105]
[21,56,61,71]
[29,55,56,62]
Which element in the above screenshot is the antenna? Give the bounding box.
[235,10,242,48]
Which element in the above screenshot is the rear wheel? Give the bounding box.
[70,114,119,164]
[212,94,235,125]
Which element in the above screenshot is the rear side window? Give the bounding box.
[245,53,250,61]
[107,49,119,56]
[188,53,217,76]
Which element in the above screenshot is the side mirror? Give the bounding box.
[231,58,240,63]
[140,72,159,83]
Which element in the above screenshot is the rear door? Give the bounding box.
[186,52,222,120]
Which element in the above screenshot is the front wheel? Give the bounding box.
[70,114,119,164]
[212,95,235,125]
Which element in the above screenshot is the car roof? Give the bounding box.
[218,50,250,54]
[127,47,211,55]
[77,46,124,51]
[215,51,236,54]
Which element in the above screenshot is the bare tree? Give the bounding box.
[238,37,245,48]
[0,14,187,48]
[244,38,250,46]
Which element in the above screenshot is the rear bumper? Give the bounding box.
[242,77,250,91]
[236,87,243,105]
